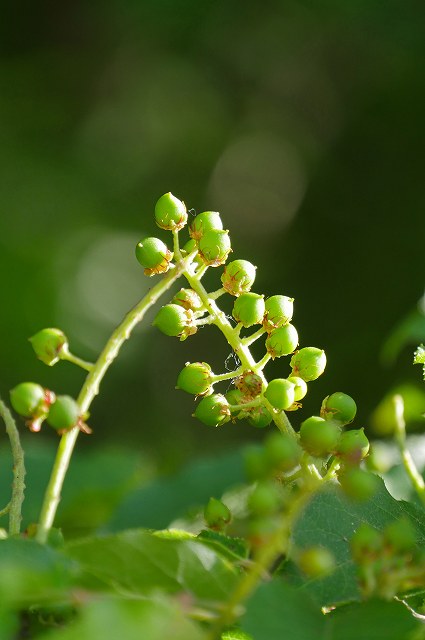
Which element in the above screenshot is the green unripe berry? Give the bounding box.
[298,546,335,578]
[263,295,294,333]
[47,395,80,431]
[338,468,379,501]
[336,428,370,464]
[247,405,273,428]
[299,416,340,457]
[204,497,232,530]
[153,304,196,340]
[235,370,263,398]
[154,192,187,231]
[287,376,308,401]
[265,324,299,359]
[226,388,244,415]
[10,382,47,418]
[135,237,173,276]
[351,523,383,561]
[198,229,231,267]
[321,392,357,426]
[176,362,213,396]
[264,379,295,410]
[172,288,203,312]
[384,518,417,553]
[232,293,265,328]
[243,445,270,481]
[189,211,223,241]
[221,260,257,296]
[248,480,282,517]
[290,347,326,382]
[264,432,302,472]
[29,328,68,366]
[193,394,230,427]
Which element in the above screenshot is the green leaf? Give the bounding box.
[106,450,245,531]
[64,528,239,602]
[196,530,249,562]
[39,596,204,640]
[289,478,425,606]
[328,599,420,640]
[381,309,425,365]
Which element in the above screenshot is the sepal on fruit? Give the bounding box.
[263,295,294,332]
[221,260,257,296]
[189,211,223,241]
[135,237,173,276]
[153,304,197,340]
[29,328,68,366]
[176,362,213,396]
[154,192,187,231]
[198,229,231,267]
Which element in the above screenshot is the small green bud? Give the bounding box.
[221,260,257,296]
[153,304,196,340]
[287,376,308,401]
[248,480,282,517]
[247,405,273,428]
[189,211,223,241]
[321,392,357,426]
[176,362,213,396]
[10,382,49,419]
[154,192,187,231]
[198,229,231,267]
[384,518,417,553]
[290,347,326,382]
[244,445,270,481]
[263,295,294,333]
[47,395,80,431]
[172,288,203,312]
[298,546,335,578]
[338,468,379,501]
[264,432,302,472]
[204,497,232,530]
[299,416,340,457]
[235,370,263,398]
[193,394,230,427]
[351,523,383,561]
[29,328,68,366]
[135,237,173,276]
[336,428,370,464]
[264,378,295,410]
[265,324,299,359]
[232,293,265,328]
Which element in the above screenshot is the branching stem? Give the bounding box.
[0,397,26,536]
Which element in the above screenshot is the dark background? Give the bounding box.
[1,0,425,469]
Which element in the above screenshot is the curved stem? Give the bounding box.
[60,349,94,372]
[393,394,425,504]
[35,252,195,543]
[0,397,26,536]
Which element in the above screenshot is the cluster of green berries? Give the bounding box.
[351,518,425,599]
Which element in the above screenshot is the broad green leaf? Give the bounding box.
[0,538,75,607]
[241,579,326,640]
[39,597,204,640]
[196,530,249,562]
[289,478,425,606]
[65,528,239,602]
[106,450,245,531]
[328,599,420,640]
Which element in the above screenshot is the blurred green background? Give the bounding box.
[1,0,425,469]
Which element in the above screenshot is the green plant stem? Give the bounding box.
[212,367,244,383]
[393,394,425,505]
[60,350,94,372]
[242,327,266,347]
[0,397,26,536]
[35,252,196,544]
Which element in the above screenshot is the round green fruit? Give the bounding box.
[243,445,270,481]
[153,304,195,339]
[248,480,282,517]
[204,497,232,530]
[29,328,67,366]
[176,362,213,396]
[299,416,340,457]
[247,405,273,428]
[298,546,335,578]
[265,324,299,358]
[193,394,230,427]
[232,293,265,328]
[290,347,326,382]
[10,382,46,418]
[189,211,223,241]
[264,379,295,411]
[287,376,308,401]
[338,468,379,501]
[263,295,294,332]
[47,396,80,431]
[221,260,257,296]
[226,388,244,415]
[336,429,370,463]
[172,288,203,312]
[321,392,357,426]
[135,237,173,276]
[154,192,187,231]
[384,517,417,553]
[198,229,231,267]
[264,432,301,472]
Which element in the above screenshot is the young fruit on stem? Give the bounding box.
[135,237,173,276]
[193,394,231,427]
[198,229,231,266]
[290,347,326,381]
[10,382,55,432]
[172,288,203,312]
[204,497,232,531]
[247,405,273,428]
[321,392,357,426]
[264,432,302,473]
[153,304,197,340]
[154,192,187,231]
[299,416,340,458]
[189,211,223,241]
[338,467,379,501]
[221,260,257,296]
[336,428,370,464]
[29,328,68,366]
[287,376,308,401]
[264,379,295,411]
[176,362,213,396]
[46,396,88,434]
[232,293,265,328]
[265,324,299,358]
[263,295,294,332]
